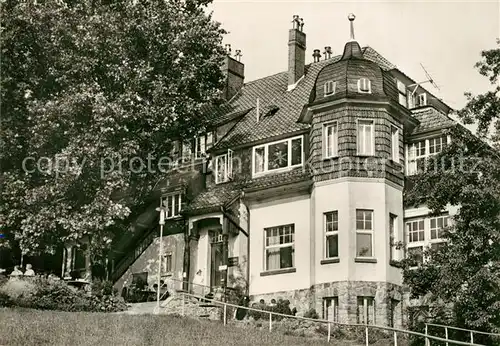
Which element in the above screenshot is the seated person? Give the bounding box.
[10,265,23,277]
[24,264,35,276]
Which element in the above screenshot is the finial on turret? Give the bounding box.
[348,13,356,41]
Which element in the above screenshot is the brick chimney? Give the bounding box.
[222,44,244,101]
[288,15,306,87]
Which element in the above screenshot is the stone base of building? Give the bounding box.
[250,281,404,328]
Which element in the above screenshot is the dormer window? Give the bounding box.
[357,78,371,93]
[324,81,336,96]
[416,93,427,107]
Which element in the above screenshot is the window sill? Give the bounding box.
[355,154,375,158]
[354,257,377,263]
[260,268,296,277]
[322,156,338,161]
[320,258,340,265]
[252,165,304,179]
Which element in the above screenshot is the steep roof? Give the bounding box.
[211,47,398,151]
[410,106,456,135]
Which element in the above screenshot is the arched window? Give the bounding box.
[324,81,336,96]
[357,78,371,93]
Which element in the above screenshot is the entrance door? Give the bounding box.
[209,230,223,290]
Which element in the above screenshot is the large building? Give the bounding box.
[98,14,458,327]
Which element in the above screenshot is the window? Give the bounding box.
[194,133,213,159]
[357,297,375,324]
[416,93,427,107]
[164,253,173,273]
[406,136,448,175]
[407,246,423,267]
[253,136,303,175]
[396,80,407,107]
[161,193,182,219]
[323,297,339,322]
[324,122,338,158]
[356,210,374,257]
[391,126,399,162]
[389,299,400,327]
[429,136,446,155]
[324,81,336,96]
[406,219,425,243]
[389,214,397,261]
[357,120,374,156]
[215,149,233,184]
[358,78,371,93]
[430,216,449,240]
[407,90,415,109]
[325,211,339,259]
[265,224,295,271]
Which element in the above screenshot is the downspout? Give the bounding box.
[220,206,229,301]
[182,218,191,292]
[246,204,250,297]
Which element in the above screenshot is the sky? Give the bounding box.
[208,0,499,114]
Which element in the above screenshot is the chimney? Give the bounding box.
[288,15,306,86]
[312,49,321,63]
[222,44,245,101]
[323,46,332,60]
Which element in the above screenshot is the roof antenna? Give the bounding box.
[408,63,441,96]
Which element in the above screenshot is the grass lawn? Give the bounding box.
[0,308,344,345]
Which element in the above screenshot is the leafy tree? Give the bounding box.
[403,43,500,343]
[0,0,226,261]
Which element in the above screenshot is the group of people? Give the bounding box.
[0,264,36,277]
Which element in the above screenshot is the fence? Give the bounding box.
[153,279,486,346]
[425,323,500,346]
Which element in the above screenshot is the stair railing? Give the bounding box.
[159,290,487,346]
[425,322,500,346]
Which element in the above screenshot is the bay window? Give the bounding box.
[357,297,375,324]
[324,297,339,322]
[357,120,374,156]
[325,211,339,259]
[265,224,295,271]
[356,210,374,258]
[324,122,338,158]
[253,136,303,175]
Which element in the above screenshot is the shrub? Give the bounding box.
[304,308,319,319]
[0,277,127,312]
[0,291,13,307]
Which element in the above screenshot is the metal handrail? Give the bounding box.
[161,291,484,346]
[426,322,500,337]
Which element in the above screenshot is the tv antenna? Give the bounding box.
[408,63,441,96]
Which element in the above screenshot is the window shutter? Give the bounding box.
[227,149,233,179]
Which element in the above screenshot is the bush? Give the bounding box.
[0,277,127,312]
[304,308,319,319]
[0,291,13,307]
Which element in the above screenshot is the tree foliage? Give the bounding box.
[403,43,500,340]
[0,0,226,256]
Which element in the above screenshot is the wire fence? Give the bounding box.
[153,278,486,346]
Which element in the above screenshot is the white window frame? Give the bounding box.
[324,81,337,96]
[357,296,375,324]
[430,215,449,242]
[215,149,233,184]
[264,224,295,271]
[323,122,338,158]
[161,193,182,219]
[406,219,425,243]
[391,125,400,162]
[416,93,427,107]
[357,78,371,93]
[355,209,374,258]
[406,135,450,175]
[323,297,339,322]
[252,135,304,176]
[356,120,375,156]
[396,79,407,107]
[389,213,398,262]
[324,211,339,259]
